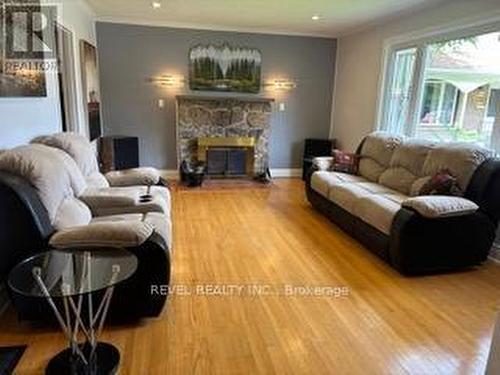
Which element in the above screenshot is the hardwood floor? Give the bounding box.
[1,178,500,374]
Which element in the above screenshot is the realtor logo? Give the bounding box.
[3,3,58,60]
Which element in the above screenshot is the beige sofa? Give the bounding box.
[307,132,499,274]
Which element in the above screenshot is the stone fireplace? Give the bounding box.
[176,96,273,177]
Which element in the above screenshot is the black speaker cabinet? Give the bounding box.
[302,138,335,180]
[100,136,139,172]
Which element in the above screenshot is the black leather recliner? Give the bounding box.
[0,170,171,321]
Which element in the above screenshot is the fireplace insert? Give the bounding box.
[207,148,247,176]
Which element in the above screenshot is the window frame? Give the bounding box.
[376,19,500,138]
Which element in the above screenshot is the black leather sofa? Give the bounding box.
[306,133,500,275]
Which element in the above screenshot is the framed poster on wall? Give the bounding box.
[0,1,48,97]
[189,43,261,93]
[80,40,102,140]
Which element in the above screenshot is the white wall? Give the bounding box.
[331,0,500,151]
[0,0,95,149]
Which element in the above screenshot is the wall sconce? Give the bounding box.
[264,79,297,91]
[149,74,185,87]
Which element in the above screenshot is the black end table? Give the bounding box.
[8,249,138,375]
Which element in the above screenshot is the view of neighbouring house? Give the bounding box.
[384,31,500,150]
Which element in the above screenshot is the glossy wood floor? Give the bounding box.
[1,179,500,374]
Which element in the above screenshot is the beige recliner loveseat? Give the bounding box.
[0,143,171,320]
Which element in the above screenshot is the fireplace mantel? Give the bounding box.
[175,95,275,103]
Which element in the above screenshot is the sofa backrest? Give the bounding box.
[379,139,434,195]
[359,132,494,196]
[31,132,109,188]
[358,132,404,182]
[0,144,91,230]
[421,143,492,192]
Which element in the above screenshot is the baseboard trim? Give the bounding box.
[490,244,500,263]
[270,169,302,178]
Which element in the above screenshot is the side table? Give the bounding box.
[8,248,138,375]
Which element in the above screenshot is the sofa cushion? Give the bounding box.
[35,144,88,197]
[310,171,367,197]
[328,182,396,213]
[50,220,154,248]
[80,187,140,208]
[149,185,172,207]
[53,197,92,230]
[92,212,172,249]
[354,182,396,194]
[358,132,404,182]
[86,172,110,189]
[105,167,161,187]
[0,144,87,223]
[32,132,100,177]
[329,184,373,212]
[422,143,492,192]
[89,194,170,217]
[378,140,433,194]
[354,193,406,235]
[80,185,170,215]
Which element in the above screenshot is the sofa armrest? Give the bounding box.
[105,167,160,187]
[402,196,478,219]
[49,221,154,248]
[312,157,334,171]
[389,208,495,275]
[465,158,500,221]
[80,188,139,208]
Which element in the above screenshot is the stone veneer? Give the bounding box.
[176,96,273,174]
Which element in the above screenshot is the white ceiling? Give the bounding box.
[88,0,444,38]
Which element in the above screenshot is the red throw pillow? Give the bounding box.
[419,169,462,196]
[332,150,360,175]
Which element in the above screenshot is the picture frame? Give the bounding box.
[189,43,261,93]
[80,40,102,140]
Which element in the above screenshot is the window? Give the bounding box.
[380,30,500,150]
[383,48,417,134]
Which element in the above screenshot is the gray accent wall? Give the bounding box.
[96,22,336,169]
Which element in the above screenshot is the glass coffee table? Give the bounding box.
[8,248,138,375]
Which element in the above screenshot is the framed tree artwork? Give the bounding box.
[189,43,261,93]
[80,40,102,140]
